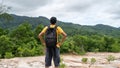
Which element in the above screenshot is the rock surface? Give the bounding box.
[0,52,120,68]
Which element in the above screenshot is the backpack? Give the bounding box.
[45,25,57,48]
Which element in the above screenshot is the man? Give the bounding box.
[38,17,67,68]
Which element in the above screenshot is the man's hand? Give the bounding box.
[43,42,46,46]
[56,42,61,48]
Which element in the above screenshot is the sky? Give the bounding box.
[1,0,120,27]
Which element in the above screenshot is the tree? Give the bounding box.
[0,0,13,21]
[10,22,33,42]
[111,41,120,52]
[0,27,8,36]
[0,13,13,22]
[0,0,8,14]
[72,35,87,54]
[0,35,14,58]
[102,36,115,52]
[34,24,44,43]
[9,22,44,57]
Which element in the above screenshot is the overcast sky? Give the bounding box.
[1,0,120,27]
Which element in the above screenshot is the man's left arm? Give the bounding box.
[57,27,67,46]
[60,32,67,44]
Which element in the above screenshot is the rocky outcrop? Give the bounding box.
[0,52,120,68]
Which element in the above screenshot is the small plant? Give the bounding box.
[106,55,115,64]
[81,58,88,64]
[91,58,96,64]
[89,58,96,68]
[60,63,66,68]
[60,57,66,68]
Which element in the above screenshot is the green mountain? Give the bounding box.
[0,14,120,37]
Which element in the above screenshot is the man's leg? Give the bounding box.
[45,48,52,68]
[53,47,60,68]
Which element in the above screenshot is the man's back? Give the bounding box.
[45,25,57,48]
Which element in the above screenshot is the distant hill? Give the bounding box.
[0,14,120,37]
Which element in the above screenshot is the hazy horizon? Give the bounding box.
[1,0,120,27]
[10,13,119,28]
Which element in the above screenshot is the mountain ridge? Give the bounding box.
[0,14,120,37]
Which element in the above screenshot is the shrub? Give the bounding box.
[106,55,115,64]
[60,63,66,68]
[89,58,96,68]
[81,58,88,64]
[91,58,96,64]
[60,57,66,68]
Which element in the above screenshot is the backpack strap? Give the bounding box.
[47,25,58,29]
[47,25,50,29]
[54,25,58,29]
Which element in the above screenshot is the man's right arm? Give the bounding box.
[38,26,47,46]
[38,32,46,46]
